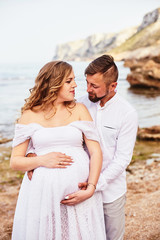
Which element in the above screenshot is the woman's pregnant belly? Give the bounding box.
[31,147,90,200]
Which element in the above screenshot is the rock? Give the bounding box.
[137,126,160,141]
[146,159,155,165]
[124,56,160,89]
[151,153,160,158]
[0,138,12,144]
[137,8,160,32]
[115,43,160,62]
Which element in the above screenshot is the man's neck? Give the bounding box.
[100,92,116,107]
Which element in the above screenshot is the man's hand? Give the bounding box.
[78,182,88,190]
[26,153,37,158]
[27,169,34,180]
[26,153,37,181]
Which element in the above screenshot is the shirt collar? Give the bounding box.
[97,92,118,109]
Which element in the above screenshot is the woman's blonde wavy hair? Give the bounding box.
[21,61,75,116]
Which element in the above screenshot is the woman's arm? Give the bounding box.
[10,140,73,171]
[79,103,103,188]
[61,138,102,205]
[10,141,73,171]
[84,136,103,189]
[11,140,41,171]
[61,104,103,205]
[10,110,73,171]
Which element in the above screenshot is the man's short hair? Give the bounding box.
[85,55,118,84]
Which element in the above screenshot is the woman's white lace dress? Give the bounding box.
[12,121,106,240]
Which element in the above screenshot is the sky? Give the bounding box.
[0,0,160,63]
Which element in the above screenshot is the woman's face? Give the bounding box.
[57,70,77,102]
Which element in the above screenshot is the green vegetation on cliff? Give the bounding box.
[110,21,160,54]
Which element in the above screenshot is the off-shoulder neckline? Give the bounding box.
[15,120,94,129]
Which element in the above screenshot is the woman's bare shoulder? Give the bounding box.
[75,103,93,121]
[18,110,38,124]
[75,102,87,110]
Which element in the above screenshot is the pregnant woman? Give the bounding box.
[10,61,106,240]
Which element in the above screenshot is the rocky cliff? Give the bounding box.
[113,8,160,89]
[111,8,160,61]
[53,28,137,61]
[53,8,160,89]
[137,8,160,32]
[120,8,160,89]
[53,8,160,61]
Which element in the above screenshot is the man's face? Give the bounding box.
[86,73,109,102]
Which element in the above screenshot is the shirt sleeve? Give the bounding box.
[96,109,138,191]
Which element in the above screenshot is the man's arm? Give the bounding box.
[96,110,138,191]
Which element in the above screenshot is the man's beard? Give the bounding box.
[88,92,108,103]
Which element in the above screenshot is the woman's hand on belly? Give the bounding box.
[27,152,74,180]
[39,152,74,168]
[60,185,95,206]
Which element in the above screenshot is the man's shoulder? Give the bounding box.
[116,94,136,113]
[113,94,138,126]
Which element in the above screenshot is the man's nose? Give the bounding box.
[87,85,92,93]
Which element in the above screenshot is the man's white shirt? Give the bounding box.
[78,93,138,203]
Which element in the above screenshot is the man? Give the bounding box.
[61,55,138,240]
[28,55,138,240]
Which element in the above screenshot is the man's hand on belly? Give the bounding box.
[78,182,88,190]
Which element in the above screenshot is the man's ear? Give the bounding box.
[109,82,117,92]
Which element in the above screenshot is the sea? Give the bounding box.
[0,61,160,139]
